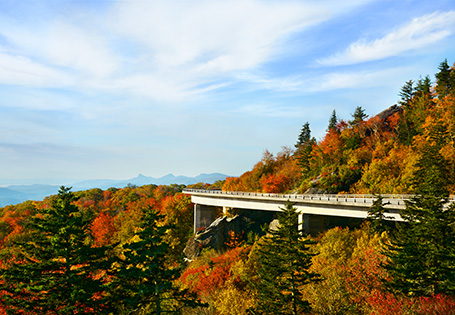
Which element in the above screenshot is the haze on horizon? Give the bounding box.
[1,0,454,184]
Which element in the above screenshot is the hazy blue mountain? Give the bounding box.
[0,187,28,207]
[7,184,61,197]
[71,173,229,190]
[0,185,61,207]
[0,173,230,207]
[0,178,72,186]
[70,179,125,191]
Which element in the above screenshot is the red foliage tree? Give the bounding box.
[260,173,289,193]
[180,247,248,297]
[91,211,117,247]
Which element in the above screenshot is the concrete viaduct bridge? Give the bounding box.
[183,189,408,235]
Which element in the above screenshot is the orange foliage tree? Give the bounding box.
[179,247,249,299]
[91,211,117,247]
[223,147,300,194]
[260,173,290,193]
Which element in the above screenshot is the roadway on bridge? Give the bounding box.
[183,189,406,221]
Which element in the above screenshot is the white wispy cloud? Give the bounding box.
[109,1,327,70]
[1,20,117,76]
[0,50,68,87]
[39,21,119,78]
[235,73,305,92]
[234,103,303,118]
[0,0,376,102]
[319,11,455,66]
[308,67,412,91]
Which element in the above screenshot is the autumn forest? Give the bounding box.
[0,60,455,314]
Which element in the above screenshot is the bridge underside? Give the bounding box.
[189,190,403,236]
[194,204,219,233]
[193,204,365,236]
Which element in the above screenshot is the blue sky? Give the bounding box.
[0,0,454,184]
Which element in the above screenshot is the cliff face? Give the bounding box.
[184,210,275,260]
[376,104,402,121]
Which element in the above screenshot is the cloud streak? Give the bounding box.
[319,11,455,65]
[0,51,67,87]
[0,0,377,102]
[308,67,413,91]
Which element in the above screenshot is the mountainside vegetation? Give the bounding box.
[0,60,454,314]
[223,59,455,196]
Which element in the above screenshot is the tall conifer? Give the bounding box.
[296,122,312,148]
[435,59,453,98]
[367,195,393,235]
[349,106,368,126]
[295,122,315,178]
[415,76,431,97]
[328,110,338,131]
[110,207,203,314]
[0,186,114,314]
[385,142,455,296]
[398,80,415,107]
[250,201,319,315]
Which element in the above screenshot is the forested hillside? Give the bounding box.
[0,60,454,314]
[223,60,455,196]
[0,184,204,313]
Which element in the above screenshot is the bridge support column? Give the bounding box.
[298,213,304,233]
[194,204,218,234]
[299,214,325,236]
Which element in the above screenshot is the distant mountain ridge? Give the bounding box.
[0,173,230,207]
[70,173,229,190]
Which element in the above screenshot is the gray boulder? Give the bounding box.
[183,210,276,260]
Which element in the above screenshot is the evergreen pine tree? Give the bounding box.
[0,186,114,314]
[295,122,311,148]
[349,106,368,126]
[415,75,431,97]
[295,122,315,179]
[367,195,393,235]
[250,201,320,315]
[398,80,415,107]
[327,110,338,131]
[384,142,455,296]
[111,207,204,314]
[397,78,432,145]
[435,59,453,98]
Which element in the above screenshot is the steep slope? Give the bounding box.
[223,60,455,195]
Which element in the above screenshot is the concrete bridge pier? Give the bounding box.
[299,213,325,236]
[194,204,218,233]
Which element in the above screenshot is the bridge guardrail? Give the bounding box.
[183,189,455,207]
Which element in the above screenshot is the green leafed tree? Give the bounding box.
[0,186,114,314]
[110,206,204,314]
[249,201,320,315]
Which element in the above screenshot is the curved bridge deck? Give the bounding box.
[183,189,420,234]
